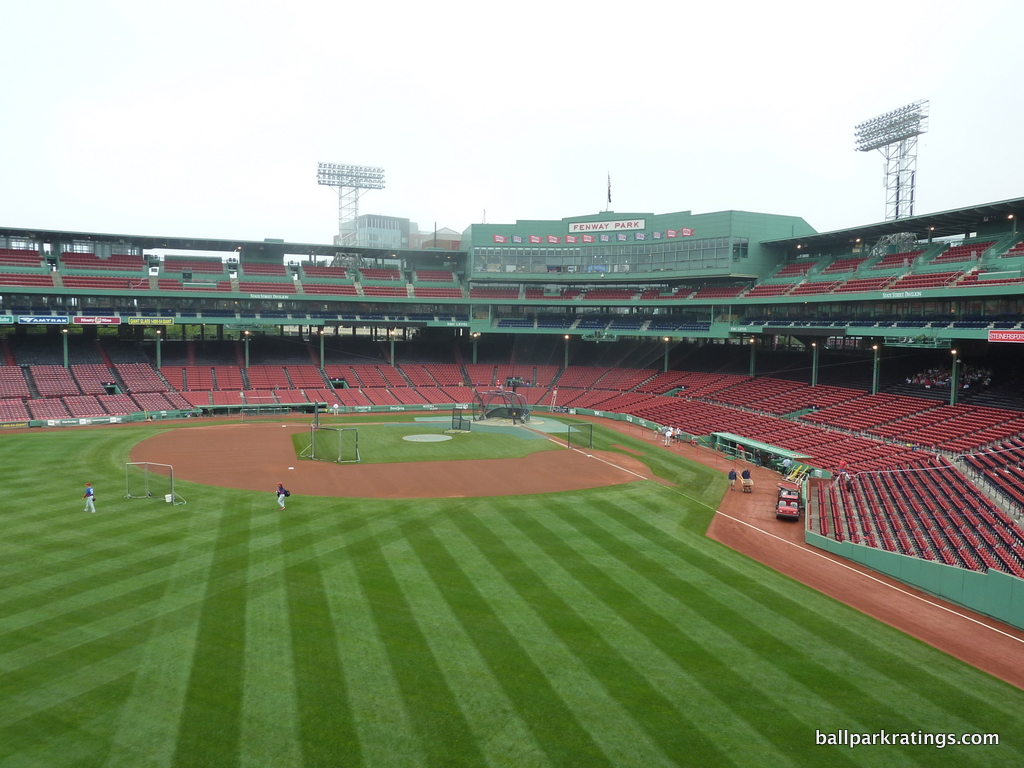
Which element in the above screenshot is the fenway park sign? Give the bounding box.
[568,219,646,233]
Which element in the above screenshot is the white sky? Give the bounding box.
[2,0,1022,244]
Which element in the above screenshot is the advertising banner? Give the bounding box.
[989,329,1024,343]
[73,316,121,325]
[18,315,69,325]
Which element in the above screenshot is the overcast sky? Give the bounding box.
[1,0,1021,245]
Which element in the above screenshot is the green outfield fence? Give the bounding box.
[806,530,1024,631]
[0,409,199,429]
[0,401,320,429]
[0,401,724,434]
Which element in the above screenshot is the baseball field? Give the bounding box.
[1,416,1022,767]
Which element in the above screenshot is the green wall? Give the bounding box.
[806,531,1024,631]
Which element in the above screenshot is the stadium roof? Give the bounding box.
[761,195,1024,250]
[0,225,462,260]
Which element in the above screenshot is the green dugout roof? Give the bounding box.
[712,433,811,460]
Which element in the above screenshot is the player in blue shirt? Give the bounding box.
[83,482,96,513]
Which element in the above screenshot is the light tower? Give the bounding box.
[855,100,929,222]
[316,163,385,247]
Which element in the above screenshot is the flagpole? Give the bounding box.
[606,172,611,212]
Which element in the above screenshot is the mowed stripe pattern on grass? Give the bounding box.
[0,426,1022,767]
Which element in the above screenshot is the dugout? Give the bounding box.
[710,432,813,473]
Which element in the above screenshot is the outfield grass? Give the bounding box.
[1,421,1022,767]
[289,421,560,465]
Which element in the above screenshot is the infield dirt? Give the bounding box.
[130,422,654,498]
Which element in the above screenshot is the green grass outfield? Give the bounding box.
[1,419,1022,767]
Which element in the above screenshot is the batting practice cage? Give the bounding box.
[473,387,530,424]
[125,462,187,505]
[301,425,360,463]
[451,407,472,432]
[566,423,594,449]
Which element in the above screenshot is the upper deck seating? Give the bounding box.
[691,284,746,300]
[774,261,816,277]
[744,283,793,298]
[822,257,867,274]
[60,253,145,272]
[832,276,894,293]
[0,248,44,268]
[886,271,962,291]
[0,273,54,287]
[932,240,994,264]
[469,287,519,299]
[302,265,349,278]
[872,250,923,269]
[163,257,226,274]
[359,268,402,281]
[789,280,841,296]
[414,270,456,282]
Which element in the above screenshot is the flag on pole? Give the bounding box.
[607,173,612,204]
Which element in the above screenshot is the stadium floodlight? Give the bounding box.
[317,162,386,247]
[316,163,385,189]
[855,100,929,221]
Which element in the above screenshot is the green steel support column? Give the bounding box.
[156,331,162,370]
[811,343,819,387]
[564,335,570,368]
[748,338,756,378]
[871,345,881,396]
[389,336,395,366]
[244,331,250,369]
[664,341,670,373]
[950,353,960,407]
[319,330,325,370]
[62,329,69,369]
[472,335,478,365]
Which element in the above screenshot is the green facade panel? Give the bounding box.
[463,208,814,280]
[986,569,1015,622]
[805,531,1024,632]
[939,564,966,605]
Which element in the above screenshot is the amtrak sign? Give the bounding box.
[19,315,69,324]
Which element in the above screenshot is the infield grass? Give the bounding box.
[289,421,560,464]
[1,420,1022,767]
